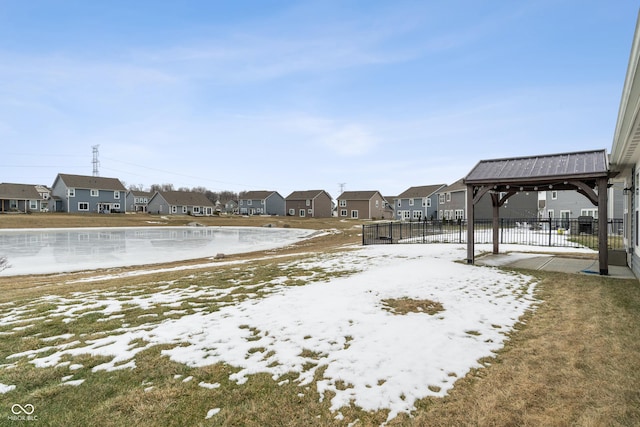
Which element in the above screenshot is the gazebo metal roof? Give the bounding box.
[464,149,609,188]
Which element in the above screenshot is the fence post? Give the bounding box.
[548,212,552,247]
[362,224,365,245]
[500,218,504,244]
[390,222,393,244]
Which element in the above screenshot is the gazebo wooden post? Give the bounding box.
[466,184,475,264]
[598,177,609,275]
[491,192,500,254]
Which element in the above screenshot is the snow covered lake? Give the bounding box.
[0,226,315,276]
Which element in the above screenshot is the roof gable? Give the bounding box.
[396,184,447,199]
[0,183,42,199]
[337,191,382,200]
[241,191,281,200]
[286,190,330,200]
[55,174,126,191]
[154,191,214,207]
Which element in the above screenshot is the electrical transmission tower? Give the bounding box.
[92,145,100,177]
[338,183,346,194]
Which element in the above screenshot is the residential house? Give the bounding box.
[126,190,154,213]
[222,199,238,215]
[539,183,624,227]
[285,190,333,218]
[336,191,388,220]
[50,174,127,213]
[147,191,215,216]
[608,11,640,275]
[394,184,446,221]
[0,183,48,213]
[238,191,285,216]
[438,178,538,220]
[437,179,467,220]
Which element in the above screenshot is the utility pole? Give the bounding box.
[92,145,100,177]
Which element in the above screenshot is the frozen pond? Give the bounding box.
[0,227,316,276]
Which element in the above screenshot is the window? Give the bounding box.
[114,191,120,199]
[402,211,410,219]
[412,211,422,220]
[10,200,17,209]
[397,200,401,207]
[375,199,379,207]
[171,206,177,213]
[308,209,313,215]
[446,193,451,202]
[339,200,346,207]
[426,198,431,207]
[409,199,414,206]
[193,206,200,214]
[438,210,443,219]
[289,208,295,215]
[422,198,427,207]
[78,202,89,211]
[91,189,99,197]
[182,206,187,214]
[581,208,598,219]
[135,197,140,204]
[455,209,464,220]
[351,210,359,219]
[68,188,75,197]
[299,209,306,217]
[248,200,252,205]
[340,209,347,217]
[30,200,38,210]
[439,194,445,204]
[113,203,120,210]
[551,191,558,200]
[306,199,311,206]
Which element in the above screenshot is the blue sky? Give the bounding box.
[0,1,638,198]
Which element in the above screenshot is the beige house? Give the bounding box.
[336,191,388,220]
[285,190,333,218]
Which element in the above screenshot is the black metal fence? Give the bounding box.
[362,218,624,250]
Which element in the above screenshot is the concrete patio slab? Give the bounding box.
[476,252,637,280]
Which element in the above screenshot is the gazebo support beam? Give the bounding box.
[466,184,475,264]
[598,177,609,275]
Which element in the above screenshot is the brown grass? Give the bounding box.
[381,297,445,316]
[392,271,640,427]
[1,214,639,426]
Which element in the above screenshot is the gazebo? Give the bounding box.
[463,149,611,275]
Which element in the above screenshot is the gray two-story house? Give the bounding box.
[394,184,446,221]
[238,191,285,216]
[126,190,154,213]
[540,183,624,223]
[437,179,467,220]
[51,174,127,213]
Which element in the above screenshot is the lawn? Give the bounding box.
[0,214,638,426]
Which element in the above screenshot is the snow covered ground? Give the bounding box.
[0,242,553,422]
[0,226,315,276]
